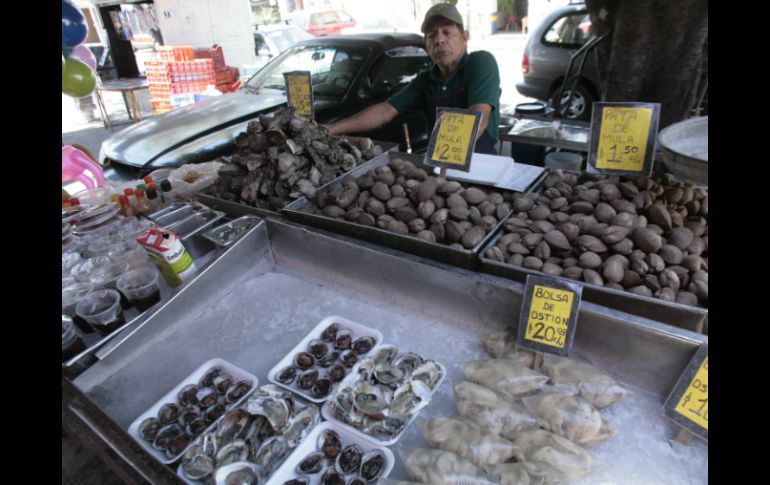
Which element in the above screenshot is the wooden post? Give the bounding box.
[532,352,544,371]
[673,428,692,445]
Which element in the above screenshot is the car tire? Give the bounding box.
[552,82,594,121]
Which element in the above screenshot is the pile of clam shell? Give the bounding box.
[313,158,514,249]
[275,322,377,400]
[137,366,253,461]
[284,429,387,485]
[209,108,383,211]
[485,169,707,307]
[180,384,320,483]
[326,345,445,442]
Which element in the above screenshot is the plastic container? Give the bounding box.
[74,289,126,336]
[165,210,225,239]
[266,421,395,485]
[267,316,384,404]
[117,267,161,312]
[62,282,96,334]
[62,315,87,362]
[545,151,583,171]
[69,255,113,283]
[127,357,258,465]
[321,347,447,446]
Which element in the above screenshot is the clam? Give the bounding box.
[360,449,386,481]
[321,470,345,485]
[340,350,358,368]
[177,384,200,406]
[152,423,183,451]
[297,369,319,390]
[213,373,234,395]
[311,378,334,398]
[276,366,298,384]
[296,451,325,474]
[335,329,353,350]
[226,380,252,403]
[351,335,376,354]
[294,352,316,370]
[318,351,340,368]
[205,402,227,423]
[335,444,363,475]
[199,366,221,387]
[308,339,332,359]
[196,387,218,409]
[321,323,340,342]
[318,429,342,459]
[138,417,161,442]
[157,402,179,425]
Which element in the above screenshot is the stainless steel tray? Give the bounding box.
[282,152,521,270]
[478,168,708,333]
[70,217,706,484]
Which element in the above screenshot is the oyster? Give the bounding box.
[284,479,310,485]
[360,449,386,481]
[296,451,325,474]
[216,440,250,468]
[199,366,221,387]
[213,373,234,395]
[328,364,347,382]
[277,366,298,384]
[138,417,161,442]
[335,444,363,475]
[312,378,334,398]
[372,345,399,366]
[216,409,252,445]
[253,435,288,474]
[227,380,253,403]
[390,380,432,415]
[335,329,353,350]
[392,352,424,377]
[321,470,345,485]
[294,352,315,370]
[178,384,200,406]
[157,403,179,425]
[152,424,183,451]
[340,350,358,368]
[351,336,376,354]
[179,404,202,428]
[181,444,216,480]
[410,360,444,390]
[188,418,210,436]
[205,402,227,423]
[321,323,340,342]
[297,369,319,390]
[284,405,320,447]
[309,339,332,359]
[318,429,343,459]
[196,387,219,408]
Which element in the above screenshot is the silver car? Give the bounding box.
[515,3,599,121]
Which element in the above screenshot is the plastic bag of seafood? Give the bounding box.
[417,417,521,467]
[482,461,569,485]
[127,358,258,465]
[268,316,383,403]
[321,344,447,446]
[458,359,549,400]
[540,354,628,408]
[480,330,537,367]
[507,427,596,480]
[268,421,394,485]
[177,384,320,484]
[453,381,545,440]
[521,390,618,448]
[397,447,498,485]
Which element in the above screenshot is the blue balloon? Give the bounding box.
[62,1,88,47]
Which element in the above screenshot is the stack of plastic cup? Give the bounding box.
[62,315,86,362]
[62,282,96,333]
[117,267,161,312]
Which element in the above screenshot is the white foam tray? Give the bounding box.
[266,421,395,485]
[127,357,258,465]
[267,316,384,404]
[321,347,447,446]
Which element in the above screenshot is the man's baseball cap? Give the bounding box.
[421,3,464,33]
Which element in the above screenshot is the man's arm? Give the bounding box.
[325,102,399,136]
[469,102,493,141]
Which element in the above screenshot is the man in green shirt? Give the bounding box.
[325,3,501,154]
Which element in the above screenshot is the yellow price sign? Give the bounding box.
[284,71,313,118]
[674,356,708,430]
[426,109,482,172]
[589,102,660,175]
[664,344,708,441]
[517,276,582,356]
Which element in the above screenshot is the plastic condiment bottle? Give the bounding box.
[160,180,175,206]
[110,194,121,209]
[124,188,136,209]
[145,188,161,214]
[62,196,71,208]
[70,197,80,207]
[144,175,155,185]
[119,195,135,217]
[134,189,152,216]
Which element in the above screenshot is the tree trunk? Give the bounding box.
[586,0,708,128]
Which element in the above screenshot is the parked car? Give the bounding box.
[100,34,432,180]
[286,10,356,37]
[516,3,600,121]
[253,23,314,66]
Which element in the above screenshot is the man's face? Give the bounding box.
[424,19,469,71]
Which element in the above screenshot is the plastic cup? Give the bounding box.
[62,282,96,333]
[75,289,126,336]
[70,255,112,283]
[545,151,583,171]
[62,251,82,275]
[117,267,161,312]
[62,315,86,363]
[107,240,149,270]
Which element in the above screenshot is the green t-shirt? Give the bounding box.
[388,51,501,143]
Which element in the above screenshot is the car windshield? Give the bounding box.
[243,44,369,96]
[264,27,313,52]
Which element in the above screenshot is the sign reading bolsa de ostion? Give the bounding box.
[517,275,583,356]
[283,71,314,119]
[425,108,482,172]
[588,102,660,176]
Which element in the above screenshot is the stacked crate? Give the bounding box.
[194,45,241,93]
[147,46,216,114]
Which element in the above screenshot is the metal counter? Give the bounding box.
[70,217,707,484]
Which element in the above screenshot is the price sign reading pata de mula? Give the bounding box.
[664,343,708,441]
[425,108,482,173]
[283,71,314,119]
[517,275,583,356]
[587,102,661,177]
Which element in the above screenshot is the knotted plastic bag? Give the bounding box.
[459,359,549,400]
[481,330,536,367]
[509,427,595,480]
[453,380,544,439]
[542,354,628,408]
[417,417,521,467]
[398,447,498,485]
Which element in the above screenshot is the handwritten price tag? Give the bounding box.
[425,108,481,172]
[517,275,582,356]
[283,71,314,119]
[664,344,708,441]
[588,102,660,176]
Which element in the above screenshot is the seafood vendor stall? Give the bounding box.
[63,110,707,484]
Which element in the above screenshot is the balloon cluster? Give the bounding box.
[62,1,97,98]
